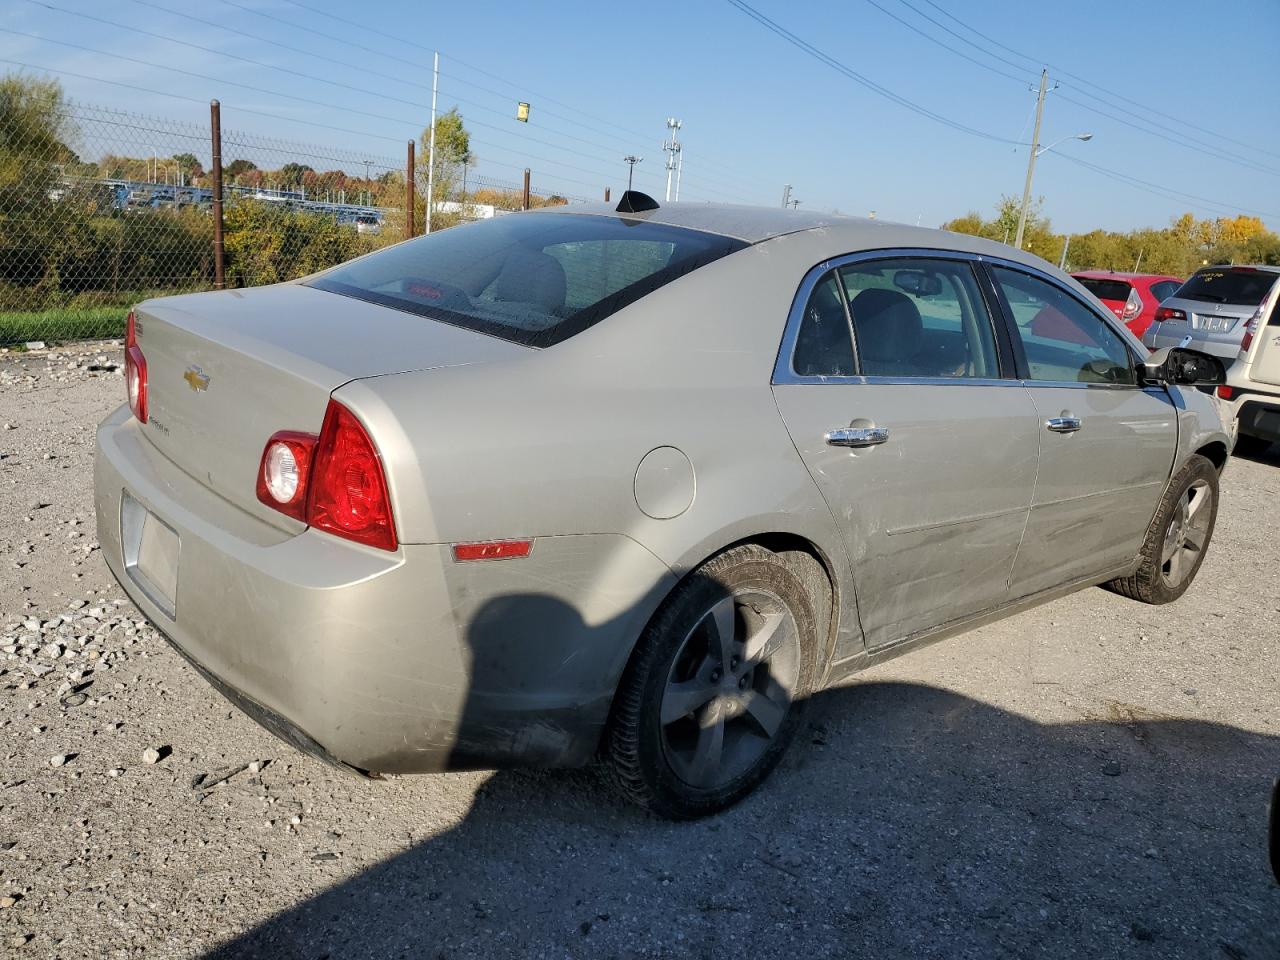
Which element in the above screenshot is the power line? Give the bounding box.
[866,0,1280,178]
[913,0,1280,163]
[270,0,768,193]
[724,0,1026,145]
[5,12,747,202]
[1052,152,1280,221]
[859,0,1034,85]
[71,0,755,198]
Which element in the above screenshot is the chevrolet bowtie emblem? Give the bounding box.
[183,365,210,392]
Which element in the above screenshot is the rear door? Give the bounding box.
[987,264,1178,597]
[772,252,1040,650]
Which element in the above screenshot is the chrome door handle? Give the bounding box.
[1045,416,1082,434]
[825,426,890,447]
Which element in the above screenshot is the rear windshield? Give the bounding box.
[1173,269,1278,306]
[1076,278,1132,302]
[307,212,747,347]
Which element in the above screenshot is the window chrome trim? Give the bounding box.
[772,245,1153,388]
[772,247,1014,386]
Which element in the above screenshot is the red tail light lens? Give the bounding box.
[1241,319,1257,354]
[1216,385,1234,400]
[307,400,397,551]
[125,345,147,423]
[1155,307,1186,323]
[255,431,317,521]
[124,309,148,423]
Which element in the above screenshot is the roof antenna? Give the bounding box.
[617,190,660,213]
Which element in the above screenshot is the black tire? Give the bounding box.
[1105,454,1219,604]
[606,544,818,819]
[1233,434,1273,458]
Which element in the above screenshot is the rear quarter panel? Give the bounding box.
[342,233,867,664]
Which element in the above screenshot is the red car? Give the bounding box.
[1071,271,1184,338]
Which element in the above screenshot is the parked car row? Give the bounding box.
[1069,265,1280,457]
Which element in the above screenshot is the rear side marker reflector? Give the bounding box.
[1216,386,1234,400]
[452,540,533,562]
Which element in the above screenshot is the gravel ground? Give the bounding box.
[1,342,1277,960]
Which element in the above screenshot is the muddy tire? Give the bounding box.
[606,545,817,819]
[1105,454,1219,605]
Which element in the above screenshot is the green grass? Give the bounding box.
[0,306,129,346]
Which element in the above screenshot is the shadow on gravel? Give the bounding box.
[201,679,1280,959]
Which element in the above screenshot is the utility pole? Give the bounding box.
[781,184,792,209]
[1058,234,1071,270]
[1015,69,1049,251]
[663,118,682,203]
[623,155,642,192]
[426,51,439,234]
[674,147,683,200]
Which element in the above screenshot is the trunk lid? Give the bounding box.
[132,282,526,528]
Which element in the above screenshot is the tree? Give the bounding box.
[225,158,257,180]
[277,162,314,188]
[172,152,204,180]
[422,107,474,168]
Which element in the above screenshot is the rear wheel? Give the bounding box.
[1105,454,1218,604]
[607,545,817,819]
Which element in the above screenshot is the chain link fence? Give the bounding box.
[0,82,593,347]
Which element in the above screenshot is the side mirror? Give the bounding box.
[1141,347,1226,386]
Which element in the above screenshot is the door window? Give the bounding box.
[1151,280,1181,302]
[992,266,1137,386]
[838,258,1000,379]
[791,271,855,377]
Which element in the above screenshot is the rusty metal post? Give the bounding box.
[405,139,415,239]
[522,168,531,211]
[210,99,225,289]
[604,187,611,202]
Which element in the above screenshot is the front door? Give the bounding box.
[772,254,1040,651]
[986,264,1178,597]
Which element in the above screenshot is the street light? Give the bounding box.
[1014,132,1092,249]
[622,155,642,192]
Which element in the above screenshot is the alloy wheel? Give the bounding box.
[1161,478,1213,587]
[659,589,801,791]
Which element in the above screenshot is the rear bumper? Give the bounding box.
[1144,325,1242,359]
[1235,397,1280,443]
[95,405,675,773]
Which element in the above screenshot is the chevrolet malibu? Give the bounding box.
[96,196,1230,819]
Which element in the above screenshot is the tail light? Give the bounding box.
[255,399,397,551]
[1122,289,1142,321]
[255,431,316,522]
[124,310,147,423]
[1240,316,1258,354]
[1155,307,1186,323]
[1216,385,1234,400]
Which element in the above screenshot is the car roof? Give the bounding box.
[1192,263,1280,274]
[539,200,1051,268]
[1071,271,1181,281]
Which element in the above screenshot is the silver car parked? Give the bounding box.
[1143,265,1280,359]
[95,196,1230,818]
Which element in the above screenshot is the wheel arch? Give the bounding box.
[1195,440,1228,472]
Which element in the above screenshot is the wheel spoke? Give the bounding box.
[741,689,788,739]
[687,708,726,786]
[741,611,791,669]
[1185,483,1210,522]
[1184,526,1208,551]
[706,594,737,674]
[1161,533,1180,565]
[661,678,718,725]
[1166,547,1184,584]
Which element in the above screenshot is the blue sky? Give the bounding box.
[3,0,1278,232]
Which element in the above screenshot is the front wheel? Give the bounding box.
[1105,453,1219,604]
[606,545,818,819]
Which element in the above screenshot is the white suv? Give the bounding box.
[1219,280,1280,457]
